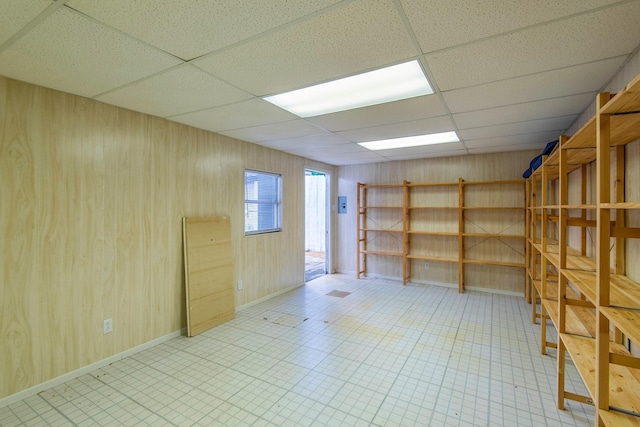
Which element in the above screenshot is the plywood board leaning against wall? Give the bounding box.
[183,216,235,337]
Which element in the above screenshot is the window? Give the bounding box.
[244,169,282,235]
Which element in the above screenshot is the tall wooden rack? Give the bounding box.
[527,72,640,426]
[357,178,526,293]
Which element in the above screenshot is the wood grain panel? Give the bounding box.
[183,217,234,336]
[0,76,335,399]
[338,151,536,294]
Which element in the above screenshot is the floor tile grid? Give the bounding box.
[1,275,598,427]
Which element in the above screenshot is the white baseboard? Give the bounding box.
[358,274,523,297]
[0,328,185,409]
[236,282,304,312]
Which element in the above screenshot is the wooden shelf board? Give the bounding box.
[601,307,640,346]
[407,182,459,187]
[561,334,640,416]
[360,228,403,233]
[362,184,404,189]
[462,179,525,185]
[562,270,640,310]
[407,254,458,263]
[560,114,640,153]
[462,206,524,210]
[543,250,595,272]
[599,408,640,427]
[362,250,404,257]
[408,231,458,236]
[601,73,640,114]
[560,334,596,401]
[563,204,597,210]
[601,203,640,209]
[463,259,525,268]
[362,206,403,209]
[463,233,525,239]
[408,206,457,210]
[542,299,595,337]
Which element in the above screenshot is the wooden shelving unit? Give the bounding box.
[526,71,640,426]
[357,178,526,293]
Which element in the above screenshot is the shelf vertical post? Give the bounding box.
[595,92,612,425]
[458,178,464,293]
[403,180,410,285]
[557,135,569,406]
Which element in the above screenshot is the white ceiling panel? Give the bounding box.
[0,7,181,98]
[307,94,448,132]
[193,0,417,96]
[384,149,468,161]
[427,1,640,90]
[464,131,563,149]
[307,150,387,165]
[288,144,368,157]
[460,116,575,140]
[0,0,51,46]
[170,98,296,133]
[373,142,466,158]
[442,57,626,113]
[97,65,253,118]
[401,0,622,53]
[1,1,638,166]
[220,120,324,143]
[66,0,341,60]
[453,93,595,129]
[260,133,352,151]
[336,115,455,143]
[469,144,546,155]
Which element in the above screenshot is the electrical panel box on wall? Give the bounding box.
[338,196,347,214]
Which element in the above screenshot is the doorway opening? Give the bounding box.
[305,169,330,283]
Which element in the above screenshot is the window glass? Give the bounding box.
[244,169,282,235]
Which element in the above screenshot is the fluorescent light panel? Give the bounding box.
[263,60,433,117]
[358,131,459,151]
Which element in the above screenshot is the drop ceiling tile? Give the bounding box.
[307,94,448,132]
[220,120,324,143]
[0,0,50,46]
[464,131,562,149]
[373,142,466,158]
[400,0,621,53]
[383,149,468,161]
[194,0,417,96]
[305,150,387,165]
[453,93,594,129]
[259,133,352,151]
[287,142,365,157]
[170,98,296,133]
[97,65,253,118]
[468,143,546,155]
[426,1,640,90]
[442,57,625,113]
[0,7,181,98]
[460,116,575,140]
[336,115,454,143]
[66,0,341,60]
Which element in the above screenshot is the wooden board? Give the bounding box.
[183,216,234,337]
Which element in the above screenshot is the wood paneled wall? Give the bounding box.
[0,76,335,399]
[337,151,537,292]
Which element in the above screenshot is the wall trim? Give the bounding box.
[236,282,304,312]
[352,273,523,297]
[0,328,185,409]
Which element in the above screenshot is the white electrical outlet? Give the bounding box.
[424,262,430,269]
[103,318,113,334]
[237,280,243,290]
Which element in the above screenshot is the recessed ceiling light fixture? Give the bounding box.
[263,60,433,117]
[358,131,459,151]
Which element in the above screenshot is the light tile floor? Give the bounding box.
[1,274,595,426]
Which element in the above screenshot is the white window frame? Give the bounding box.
[244,169,282,235]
